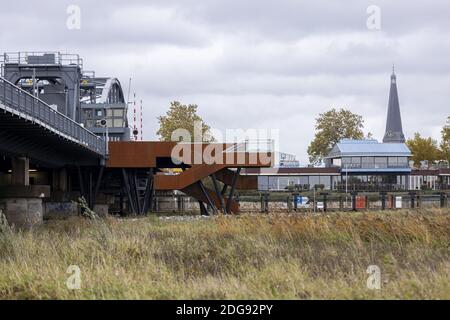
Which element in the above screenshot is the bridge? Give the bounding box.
[0,51,273,228]
[0,77,106,166]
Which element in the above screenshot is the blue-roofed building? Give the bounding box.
[325,139,411,173]
[324,139,412,190]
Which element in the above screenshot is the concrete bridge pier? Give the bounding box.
[44,167,79,220]
[0,157,50,229]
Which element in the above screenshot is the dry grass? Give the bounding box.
[0,209,449,299]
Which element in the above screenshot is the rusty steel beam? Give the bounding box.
[198,180,217,214]
[226,168,241,214]
[211,173,225,213]
[122,168,136,214]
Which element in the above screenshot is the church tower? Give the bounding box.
[383,67,406,143]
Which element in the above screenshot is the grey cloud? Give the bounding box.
[1,0,449,162]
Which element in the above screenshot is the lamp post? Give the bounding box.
[345,163,349,209]
[104,107,110,155]
[99,117,109,155]
[345,163,348,194]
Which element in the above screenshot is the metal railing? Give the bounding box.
[335,183,406,192]
[225,139,274,153]
[2,52,83,69]
[341,163,410,169]
[0,77,105,156]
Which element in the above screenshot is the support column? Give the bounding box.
[52,168,68,192]
[211,174,225,213]
[409,191,416,209]
[122,169,136,215]
[226,167,241,214]
[0,157,51,229]
[142,169,154,214]
[198,180,216,214]
[322,193,328,212]
[351,192,357,211]
[46,167,78,220]
[380,192,387,211]
[11,157,29,186]
[0,186,50,229]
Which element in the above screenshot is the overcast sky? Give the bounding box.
[1,0,449,163]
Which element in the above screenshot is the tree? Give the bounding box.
[406,133,440,168]
[440,116,450,163]
[157,101,214,142]
[307,108,365,165]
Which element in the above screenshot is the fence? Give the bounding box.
[121,192,449,215]
[238,192,450,213]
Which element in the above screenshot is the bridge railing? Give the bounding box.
[0,77,105,156]
[2,52,83,69]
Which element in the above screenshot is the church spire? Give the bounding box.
[383,67,405,143]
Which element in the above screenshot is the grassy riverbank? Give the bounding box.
[0,209,449,299]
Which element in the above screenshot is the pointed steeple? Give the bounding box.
[383,67,405,143]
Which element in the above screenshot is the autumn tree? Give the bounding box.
[307,108,366,165]
[406,133,441,168]
[440,116,450,163]
[157,101,214,142]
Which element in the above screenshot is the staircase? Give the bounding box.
[108,140,273,214]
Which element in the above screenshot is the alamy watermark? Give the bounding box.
[66,265,81,290]
[66,5,81,30]
[366,265,381,290]
[366,5,381,31]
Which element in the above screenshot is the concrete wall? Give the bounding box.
[44,202,79,220]
[0,198,43,228]
[154,196,200,213]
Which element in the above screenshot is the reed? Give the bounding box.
[0,209,449,299]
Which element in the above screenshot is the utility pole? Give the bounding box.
[32,68,37,97]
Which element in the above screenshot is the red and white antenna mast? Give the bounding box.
[132,93,138,141]
[140,99,143,141]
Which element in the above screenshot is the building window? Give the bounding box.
[96,109,103,117]
[268,176,279,190]
[113,109,124,117]
[342,157,351,167]
[331,176,340,189]
[258,176,270,191]
[362,157,374,168]
[398,157,408,166]
[388,157,398,167]
[332,158,342,167]
[84,109,92,119]
[374,157,388,168]
[319,176,331,190]
[351,157,361,168]
[299,176,309,186]
[309,176,320,188]
[113,119,124,128]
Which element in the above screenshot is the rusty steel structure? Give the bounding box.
[99,141,274,215]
